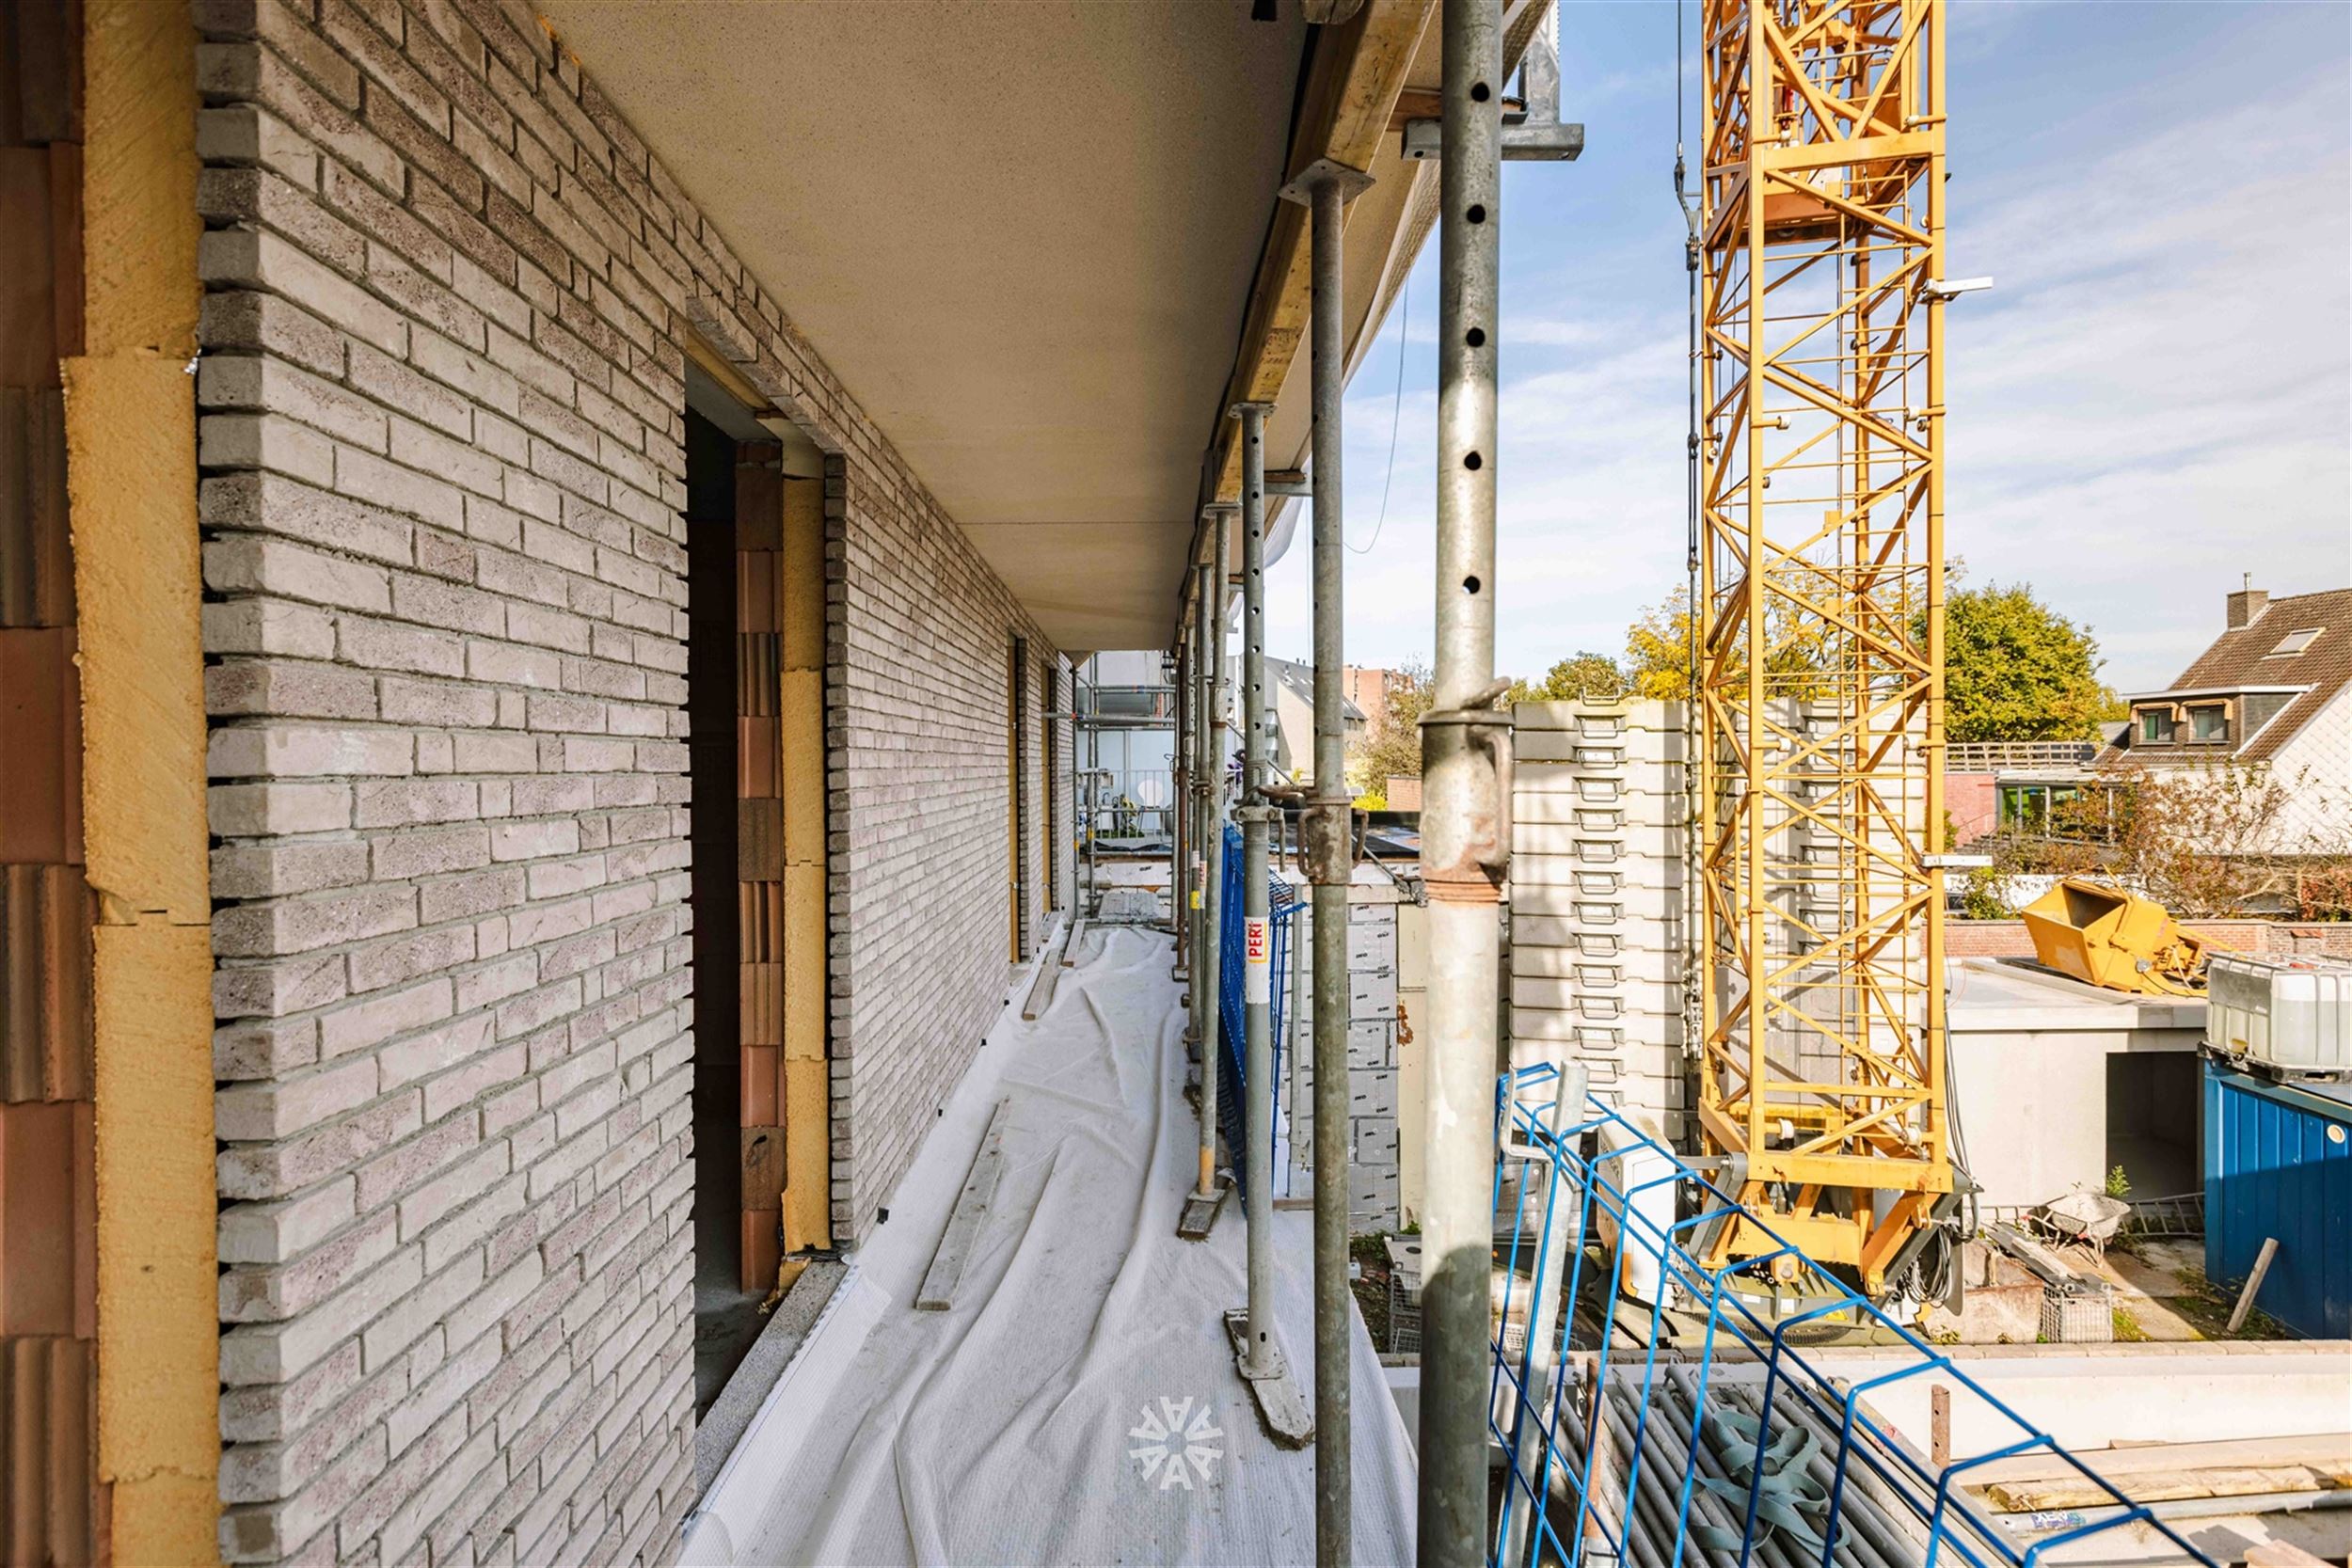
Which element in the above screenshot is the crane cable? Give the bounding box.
[1349,265,1410,556]
[1677,0,1708,1104]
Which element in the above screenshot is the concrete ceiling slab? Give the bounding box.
[538,0,1309,655]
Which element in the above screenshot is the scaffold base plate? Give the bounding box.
[1177,1181,1226,1241]
[1224,1309,1313,1449]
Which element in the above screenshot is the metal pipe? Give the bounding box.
[1172,640,1187,975]
[1198,515,1234,1200]
[1418,0,1508,1558]
[1299,159,1373,1568]
[1190,577,1209,1037]
[1236,405,1278,1376]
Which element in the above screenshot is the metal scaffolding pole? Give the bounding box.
[1171,639,1188,982]
[1227,405,1311,1447]
[1277,149,1374,1565]
[1236,404,1277,1361]
[1182,515,1235,1241]
[1181,596,1201,1022]
[1418,0,1510,1557]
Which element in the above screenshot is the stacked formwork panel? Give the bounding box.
[1510,700,1689,1143]
[1281,873,1404,1230]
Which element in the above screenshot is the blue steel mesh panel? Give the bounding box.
[1213,822,1296,1199]
[1488,1064,2221,1568]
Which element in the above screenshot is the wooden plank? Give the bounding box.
[1020,921,1067,1022]
[1968,1434,2352,1489]
[915,1099,1010,1312]
[1202,0,1433,514]
[1060,914,1087,966]
[684,330,778,421]
[1983,1459,2350,1514]
[2228,1236,2280,1334]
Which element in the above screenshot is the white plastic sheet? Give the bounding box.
[693,926,1416,1566]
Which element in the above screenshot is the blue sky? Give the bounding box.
[1260,1,2352,695]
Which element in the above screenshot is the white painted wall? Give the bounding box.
[2260,683,2352,850]
[1946,960,2206,1209]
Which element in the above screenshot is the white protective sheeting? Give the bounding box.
[691,924,1416,1565]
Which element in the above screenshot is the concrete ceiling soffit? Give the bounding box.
[1184,0,1563,646]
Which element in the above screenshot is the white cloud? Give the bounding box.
[1947,67,2351,688]
[1263,6,2349,699]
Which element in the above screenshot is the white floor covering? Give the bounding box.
[686,924,1417,1566]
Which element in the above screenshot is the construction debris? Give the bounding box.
[914,1099,1010,1312]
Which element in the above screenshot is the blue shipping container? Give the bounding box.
[2203,1060,2352,1339]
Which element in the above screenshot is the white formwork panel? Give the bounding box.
[1511,975,1686,1022]
[1513,700,1684,736]
[1515,725,1692,767]
[1509,941,1684,988]
[1519,853,1687,895]
[1513,788,1689,829]
[1510,881,1687,925]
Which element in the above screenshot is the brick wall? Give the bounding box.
[821,457,1062,1240]
[1948,918,2352,961]
[1947,769,1996,845]
[193,0,1062,1560]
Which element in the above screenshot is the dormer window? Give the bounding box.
[2267,627,2324,657]
[2187,704,2230,743]
[2138,706,2175,743]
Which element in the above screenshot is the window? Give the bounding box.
[2267,627,2324,657]
[2189,705,2229,744]
[2138,707,2174,743]
[1997,784,2046,833]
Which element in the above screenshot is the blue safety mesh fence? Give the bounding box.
[1488,1063,2218,1568]
[1214,822,1297,1200]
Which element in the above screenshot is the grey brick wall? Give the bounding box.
[195,0,1062,1560]
[820,457,1062,1241]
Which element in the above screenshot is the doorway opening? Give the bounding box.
[683,348,832,1418]
[2105,1050,2200,1202]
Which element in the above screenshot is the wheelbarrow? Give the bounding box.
[2040,1191,2132,1261]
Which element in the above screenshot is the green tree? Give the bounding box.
[1622,587,1826,701]
[1346,658,1432,794]
[1624,592,1696,700]
[1939,584,2119,742]
[1507,651,1624,703]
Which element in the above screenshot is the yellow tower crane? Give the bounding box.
[1693,0,1958,1296]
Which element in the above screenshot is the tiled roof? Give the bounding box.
[2099,586,2352,766]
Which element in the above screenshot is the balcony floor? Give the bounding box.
[685,924,1416,1565]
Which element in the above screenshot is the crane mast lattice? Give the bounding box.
[1694,0,1954,1295]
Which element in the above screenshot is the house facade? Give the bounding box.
[0,0,1454,1560]
[2100,581,2352,853]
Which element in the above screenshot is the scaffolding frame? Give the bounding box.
[1486,1065,2218,1568]
[1694,0,1952,1293]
